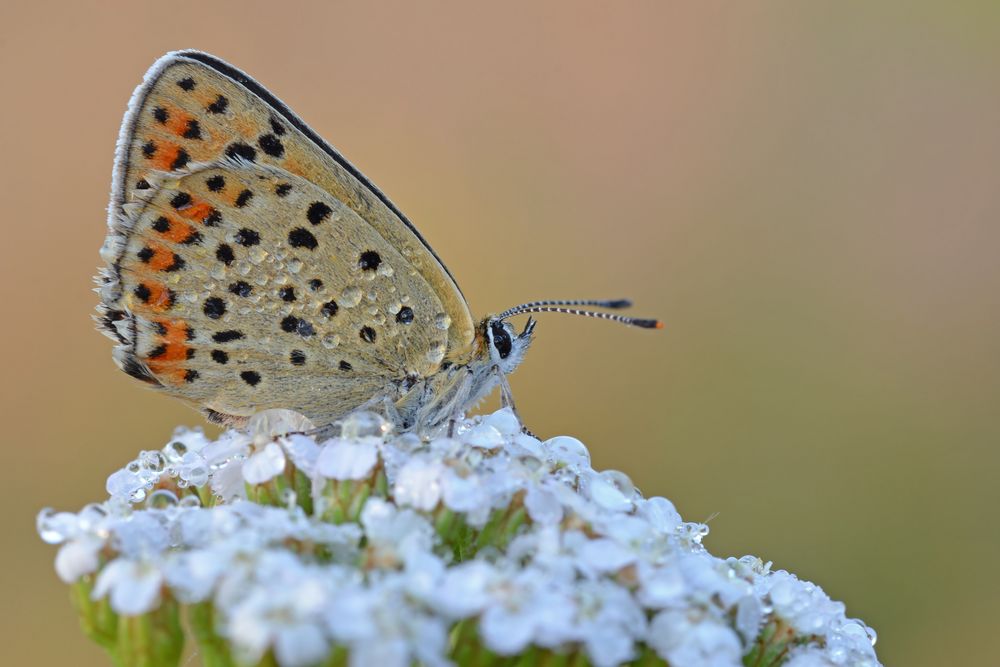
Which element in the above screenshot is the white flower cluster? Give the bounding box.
[38,409,880,667]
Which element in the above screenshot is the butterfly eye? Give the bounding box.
[490,321,512,359]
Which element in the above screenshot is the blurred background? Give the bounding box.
[2,2,998,665]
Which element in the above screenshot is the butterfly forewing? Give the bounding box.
[101,51,475,423]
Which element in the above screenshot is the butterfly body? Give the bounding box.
[97,51,655,432]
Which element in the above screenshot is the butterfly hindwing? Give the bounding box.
[99,51,475,424]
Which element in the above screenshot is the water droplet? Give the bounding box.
[163,441,188,463]
[146,489,179,509]
[377,264,394,278]
[434,313,452,330]
[235,260,252,276]
[339,411,390,439]
[366,289,378,303]
[178,495,201,508]
[210,265,227,280]
[139,450,166,472]
[37,509,78,544]
[340,285,362,307]
[599,469,636,498]
[322,334,340,349]
[400,294,411,304]
[287,258,303,273]
[249,247,268,264]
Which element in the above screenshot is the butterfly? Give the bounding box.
[96,51,661,432]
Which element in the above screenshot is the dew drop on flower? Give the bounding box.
[179,452,209,487]
[544,436,591,468]
[163,440,189,463]
[106,468,146,503]
[463,424,504,449]
[339,411,390,439]
[36,508,78,544]
[599,469,635,498]
[140,450,166,472]
[146,489,179,509]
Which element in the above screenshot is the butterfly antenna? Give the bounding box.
[498,303,663,329]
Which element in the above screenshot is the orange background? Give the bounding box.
[2,2,998,665]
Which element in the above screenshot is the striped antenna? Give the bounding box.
[496,299,632,319]
[497,302,663,329]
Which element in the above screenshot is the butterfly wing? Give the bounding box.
[98,51,475,423]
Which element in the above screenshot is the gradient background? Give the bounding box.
[2,2,998,665]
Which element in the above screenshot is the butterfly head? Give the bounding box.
[482,316,536,373]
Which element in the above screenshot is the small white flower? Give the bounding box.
[92,558,164,616]
[55,537,104,583]
[361,498,435,566]
[211,456,248,501]
[242,442,286,485]
[315,438,378,480]
[426,560,497,618]
[441,468,492,525]
[225,565,331,667]
[523,483,563,525]
[648,608,743,667]
[576,538,637,574]
[636,561,686,608]
[163,548,231,603]
[283,433,321,476]
[392,458,445,511]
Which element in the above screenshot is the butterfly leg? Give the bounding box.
[493,366,535,436]
[446,369,475,438]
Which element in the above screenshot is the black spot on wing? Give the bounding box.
[216,243,235,265]
[207,95,228,114]
[226,142,257,162]
[235,189,253,208]
[240,370,261,386]
[229,281,252,297]
[203,297,226,319]
[212,330,244,343]
[206,175,225,192]
[288,228,317,249]
[258,133,284,158]
[306,201,332,225]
